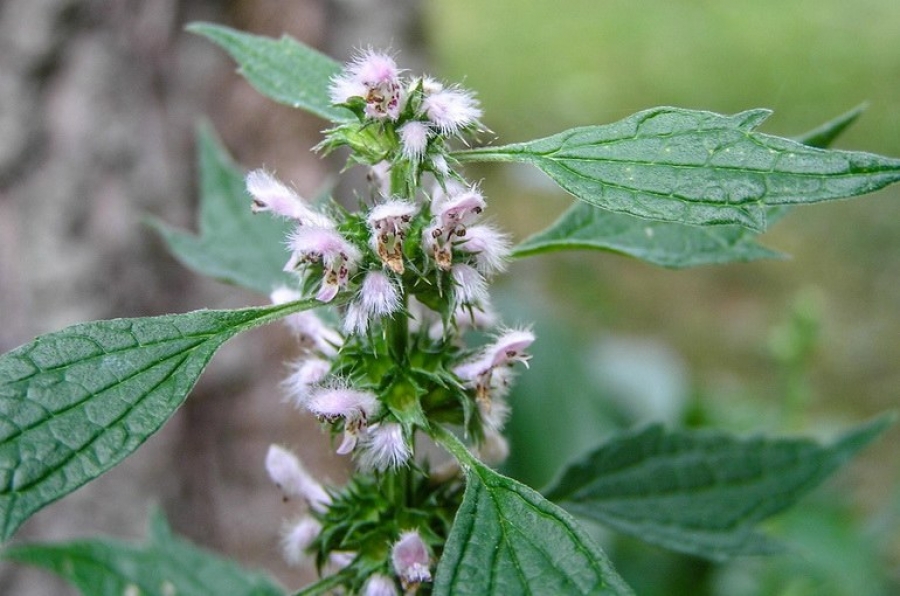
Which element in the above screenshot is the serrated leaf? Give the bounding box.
[543,415,893,561]
[512,105,868,267]
[2,509,283,596]
[456,107,900,231]
[149,124,293,294]
[188,22,348,123]
[432,427,634,596]
[0,299,319,541]
[512,202,785,267]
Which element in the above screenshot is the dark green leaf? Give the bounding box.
[456,107,900,231]
[432,427,634,596]
[2,509,283,596]
[511,105,868,267]
[543,416,892,561]
[149,124,293,294]
[188,22,348,123]
[512,202,784,267]
[0,300,319,541]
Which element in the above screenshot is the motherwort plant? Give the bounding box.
[2,23,900,596]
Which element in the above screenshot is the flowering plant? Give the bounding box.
[1,23,899,595]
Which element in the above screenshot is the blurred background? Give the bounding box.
[1,1,898,594]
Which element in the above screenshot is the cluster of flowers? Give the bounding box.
[250,50,535,595]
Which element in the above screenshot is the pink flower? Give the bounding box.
[305,385,380,455]
[450,263,488,306]
[424,186,486,270]
[343,270,402,335]
[454,329,535,407]
[264,445,331,512]
[398,120,431,162]
[437,188,486,230]
[363,574,399,596]
[246,170,335,227]
[281,516,322,566]
[367,199,417,273]
[422,86,482,135]
[457,224,511,275]
[283,357,331,407]
[285,227,362,302]
[391,530,432,589]
[331,49,403,120]
[357,422,411,472]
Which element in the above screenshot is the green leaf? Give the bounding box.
[2,509,284,596]
[543,415,893,561]
[512,105,869,267]
[0,299,319,541]
[511,202,784,267]
[188,22,348,123]
[794,103,867,148]
[149,123,293,294]
[455,107,900,231]
[432,426,634,596]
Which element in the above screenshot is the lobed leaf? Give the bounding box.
[149,124,294,294]
[0,300,319,541]
[188,23,349,123]
[2,509,284,596]
[456,107,900,231]
[432,427,634,596]
[543,416,892,561]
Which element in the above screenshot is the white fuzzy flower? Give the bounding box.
[246,170,334,228]
[357,422,411,472]
[422,86,482,135]
[330,49,403,120]
[264,445,331,512]
[280,516,322,566]
[398,120,431,162]
[305,385,381,455]
[362,574,400,596]
[456,224,511,275]
[343,270,402,335]
[283,358,331,407]
[450,263,488,306]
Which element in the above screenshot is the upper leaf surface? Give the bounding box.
[149,124,293,294]
[543,416,892,561]
[456,107,900,231]
[2,510,283,596]
[511,104,867,266]
[188,22,348,123]
[0,300,316,541]
[512,203,784,267]
[433,428,634,596]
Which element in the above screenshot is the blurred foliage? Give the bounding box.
[426,2,900,594]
